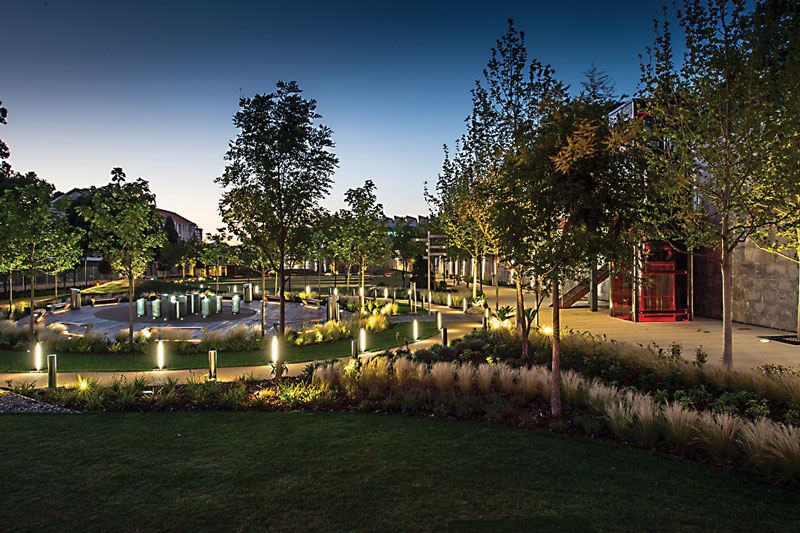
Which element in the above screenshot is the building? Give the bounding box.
[156,208,202,242]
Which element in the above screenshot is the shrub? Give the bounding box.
[628,393,661,447]
[456,364,474,394]
[495,363,516,394]
[695,412,740,461]
[517,366,551,402]
[431,362,456,391]
[393,357,415,389]
[475,365,494,394]
[560,370,584,407]
[660,402,699,449]
[605,399,633,439]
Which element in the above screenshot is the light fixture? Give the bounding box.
[542,325,554,335]
[34,342,43,372]
[413,319,418,341]
[271,336,279,364]
[359,328,366,352]
[157,340,165,370]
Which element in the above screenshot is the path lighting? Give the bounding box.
[485,308,490,319]
[157,340,165,370]
[271,336,279,364]
[413,319,418,341]
[436,312,442,330]
[542,325,554,335]
[233,285,238,293]
[463,299,467,312]
[334,287,338,296]
[255,285,260,294]
[208,350,217,381]
[34,342,43,372]
[359,328,366,353]
[447,294,451,307]
[306,285,311,295]
[384,288,388,299]
[47,354,57,389]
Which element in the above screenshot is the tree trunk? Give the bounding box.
[472,256,477,299]
[494,256,499,310]
[796,242,800,341]
[128,275,135,343]
[721,237,733,369]
[261,265,266,337]
[55,273,59,300]
[277,253,286,380]
[9,270,13,308]
[514,267,524,336]
[29,274,35,337]
[551,277,562,418]
[317,257,321,296]
[215,262,220,292]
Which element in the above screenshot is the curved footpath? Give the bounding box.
[0,305,482,387]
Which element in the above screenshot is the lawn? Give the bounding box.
[1,410,798,531]
[0,320,440,373]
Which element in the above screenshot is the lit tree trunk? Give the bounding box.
[29,274,35,337]
[721,217,733,369]
[514,266,524,336]
[472,256,477,299]
[8,270,12,308]
[128,274,135,343]
[261,264,267,337]
[551,276,562,418]
[494,256,499,310]
[317,257,321,296]
[277,249,286,380]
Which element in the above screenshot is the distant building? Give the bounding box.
[156,208,202,242]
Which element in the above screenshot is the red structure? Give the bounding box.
[610,241,691,322]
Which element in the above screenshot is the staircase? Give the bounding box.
[556,266,609,309]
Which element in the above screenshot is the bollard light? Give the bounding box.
[413,319,418,341]
[447,294,451,307]
[334,287,338,296]
[463,299,467,312]
[306,285,311,295]
[384,288,388,299]
[34,342,43,372]
[359,286,364,297]
[47,354,57,389]
[255,285,260,294]
[485,308,490,319]
[436,311,442,330]
[271,336,279,364]
[359,328,366,353]
[233,285,238,293]
[442,327,448,346]
[157,340,165,370]
[351,339,358,358]
[208,350,217,381]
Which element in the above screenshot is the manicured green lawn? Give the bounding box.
[2,411,797,531]
[0,321,439,373]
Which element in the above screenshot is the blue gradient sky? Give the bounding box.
[1,0,670,236]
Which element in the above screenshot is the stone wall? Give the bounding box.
[693,247,722,320]
[731,239,798,333]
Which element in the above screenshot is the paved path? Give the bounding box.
[2,305,482,387]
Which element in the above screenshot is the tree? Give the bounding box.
[200,231,231,292]
[337,180,390,300]
[390,219,425,288]
[749,0,800,339]
[217,81,337,378]
[1,177,82,335]
[640,0,789,368]
[78,168,166,343]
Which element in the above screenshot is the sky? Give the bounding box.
[1,0,673,237]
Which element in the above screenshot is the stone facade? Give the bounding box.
[693,239,798,333]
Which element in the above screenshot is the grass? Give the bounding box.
[2,411,799,531]
[0,321,439,373]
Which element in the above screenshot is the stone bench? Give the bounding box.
[59,322,94,337]
[91,297,122,307]
[47,302,71,314]
[302,298,321,308]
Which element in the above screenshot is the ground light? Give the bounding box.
[413,319,418,341]
[208,350,217,381]
[271,336,279,364]
[156,340,165,370]
[33,342,43,372]
[359,328,366,352]
[542,325,554,335]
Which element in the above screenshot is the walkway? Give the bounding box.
[1,304,482,387]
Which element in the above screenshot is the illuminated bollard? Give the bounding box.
[441,327,448,346]
[334,287,338,296]
[436,311,442,330]
[232,295,240,315]
[413,319,418,341]
[384,288,388,299]
[359,328,366,353]
[271,336,279,365]
[201,297,210,317]
[152,298,161,319]
[47,354,57,389]
[136,298,146,317]
[306,285,311,296]
[157,340,165,370]
[215,295,222,313]
[447,294,451,307]
[34,342,43,372]
[351,339,358,358]
[428,291,432,311]
[208,350,217,381]
[463,299,467,313]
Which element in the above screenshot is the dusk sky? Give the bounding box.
[2,0,673,236]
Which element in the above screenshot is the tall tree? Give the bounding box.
[217,81,337,378]
[338,180,390,299]
[200,231,232,293]
[78,168,166,343]
[390,219,425,288]
[640,0,788,368]
[1,177,82,335]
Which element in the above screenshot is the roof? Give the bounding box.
[156,208,198,228]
